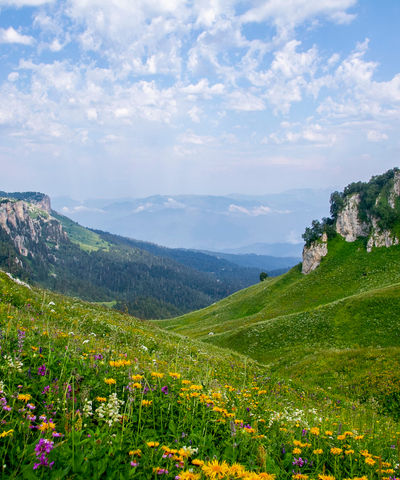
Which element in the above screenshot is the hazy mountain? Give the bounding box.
[52,189,332,253]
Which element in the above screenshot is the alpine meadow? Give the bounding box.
[2,1,400,479]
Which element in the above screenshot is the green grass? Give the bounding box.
[1,270,400,479]
[52,212,110,252]
[154,238,400,416]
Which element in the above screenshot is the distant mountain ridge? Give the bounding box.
[0,191,296,318]
[52,189,332,255]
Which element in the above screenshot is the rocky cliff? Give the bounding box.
[0,197,67,260]
[302,168,400,274]
[301,232,328,274]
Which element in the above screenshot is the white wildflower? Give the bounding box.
[82,399,93,417]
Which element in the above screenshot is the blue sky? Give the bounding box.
[0,0,399,199]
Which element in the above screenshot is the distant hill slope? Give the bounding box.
[0,192,266,319]
[155,169,400,411]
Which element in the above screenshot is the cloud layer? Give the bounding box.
[0,1,399,197]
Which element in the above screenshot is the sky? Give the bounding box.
[1,0,400,199]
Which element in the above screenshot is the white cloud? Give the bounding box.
[0,27,34,45]
[180,131,215,145]
[241,0,357,29]
[0,0,53,5]
[367,130,388,142]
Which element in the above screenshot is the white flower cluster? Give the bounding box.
[0,381,4,393]
[95,393,124,427]
[268,406,309,428]
[3,355,23,372]
[82,399,93,417]
[181,446,198,456]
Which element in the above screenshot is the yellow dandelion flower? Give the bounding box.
[313,449,323,455]
[132,383,142,389]
[189,385,203,391]
[202,459,229,479]
[293,448,302,455]
[182,379,191,385]
[310,427,320,436]
[104,378,116,385]
[365,457,376,466]
[337,434,346,440]
[151,372,164,379]
[325,430,333,436]
[169,372,181,379]
[141,400,152,407]
[96,396,107,402]
[131,374,143,381]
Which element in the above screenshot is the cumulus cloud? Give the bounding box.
[367,130,388,142]
[0,27,34,45]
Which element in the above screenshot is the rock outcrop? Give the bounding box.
[335,194,369,242]
[301,232,328,274]
[302,168,400,274]
[0,199,67,257]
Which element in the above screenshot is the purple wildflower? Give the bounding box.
[38,364,47,376]
[161,386,169,395]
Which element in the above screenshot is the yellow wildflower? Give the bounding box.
[129,449,142,456]
[189,385,203,390]
[151,372,164,379]
[192,459,205,466]
[96,397,107,402]
[0,430,13,438]
[293,448,302,454]
[318,475,335,480]
[365,457,376,466]
[330,447,342,455]
[313,449,323,455]
[132,383,142,389]
[310,427,320,436]
[131,374,143,381]
[169,372,181,379]
[141,400,152,407]
[146,441,159,448]
[345,449,354,455]
[202,459,229,479]
[17,394,32,402]
[104,378,116,385]
[178,472,201,480]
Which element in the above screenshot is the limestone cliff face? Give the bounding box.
[302,168,400,274]
[301,232,328,274]
[335,194,369,241]
[0,199,67,257]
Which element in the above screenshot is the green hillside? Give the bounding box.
[154,236,400,417]
[156,236,400,337]
[1,270,399,479]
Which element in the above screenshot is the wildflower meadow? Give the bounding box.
[0,271,399,479]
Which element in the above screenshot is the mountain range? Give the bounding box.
[0,191,298,319]
[52,189,332,256]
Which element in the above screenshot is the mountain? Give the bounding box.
[0,192,269,319]
[51,189,332,253]
[154,168,400,417]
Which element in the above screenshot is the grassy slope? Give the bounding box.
[154,237,400,412]
[1,269,400,479]
[52,211,110,252]
[156,237,400,338]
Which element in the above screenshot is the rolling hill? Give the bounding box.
[154,169,400,417]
